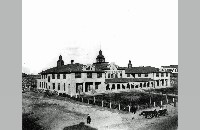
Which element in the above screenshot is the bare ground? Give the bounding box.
[22,92,178,130]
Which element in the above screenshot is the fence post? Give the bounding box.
[88,99,89,104]
[110,102,112,108]
[173,98,174,103]
[102,100,104,107]
[94,97,95,104]
[160,101,163,106]
[129,105,131,112]
[154,102,156,107]
[82,97,83,102]
[119,103,120,110]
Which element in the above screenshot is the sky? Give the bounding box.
[22,0,178,74]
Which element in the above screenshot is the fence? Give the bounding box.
[36,89,178,113]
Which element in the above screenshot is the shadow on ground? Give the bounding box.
[22,113,44,130]
[63,122,97,130]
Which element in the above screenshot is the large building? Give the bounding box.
[37,50,171,96]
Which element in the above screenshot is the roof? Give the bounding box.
[40,63,105,74]
[92,63,110,71]
[117,67,127,70]
[125,67,159,74]
[105,78,154,83]
[161,65,178,69]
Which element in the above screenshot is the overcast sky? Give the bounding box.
[22,0,178,74]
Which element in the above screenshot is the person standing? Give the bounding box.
[87,114,91,124]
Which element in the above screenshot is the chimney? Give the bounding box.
[71,60,74,64]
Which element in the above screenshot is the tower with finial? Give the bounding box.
[96,49,105,63]
[128,60,132,68]
[57,55,64,67]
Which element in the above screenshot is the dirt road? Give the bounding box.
[22,92,178,130]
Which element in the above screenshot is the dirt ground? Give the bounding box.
[22,92,178,130]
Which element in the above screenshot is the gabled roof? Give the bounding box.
[105,78,154,83]
[125,67,159,74]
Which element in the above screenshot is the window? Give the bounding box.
[97,73,102,78]
[87,73,92,78]
[52,74,55,79]
[140,83,142,88]
[127,74,130,77]
[111,84,115,89]
[108,73,110,78]
[40,82,41,88]
[161,73,164,77]
[63,74,66,79]
[53,83,55,90]
[64,83,65,91]
[156,73,159,77]
[95,82,101,90]
[166,73,168,77]
[131,74,135,77]
[117,84,120,89]
[111,74,113,78]
[138,74,141,77]
[58,83,60,90]
[48,76,50,82]
[145,74,148,77]
[106,84,110,90]
[57,74,60,79]
[120,73,122,78]
[75,73,81,78]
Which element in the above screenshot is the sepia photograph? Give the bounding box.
[22,0,178,130]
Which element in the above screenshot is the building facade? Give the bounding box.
[37,50,172,96]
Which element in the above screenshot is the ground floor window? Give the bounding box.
[58,83,60,90]
[127,83,130,89]
[117,84,120,89]
[140,83,142,88]
[76,83,83,93]
[131,84,134,89]
[106,84,110,90]
[122,84,126,89]
[53,83,55,90]
[111,84,115,90]
[143,83,146,87]
[95,82,101,90]
[85,82,93,92]
[156,80,159,86]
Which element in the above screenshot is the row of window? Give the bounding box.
[40,82,66,91]
[40,82,47,89]
[107,73,122,78]
[42,73,103,79]
[106,82,154,90]
[126,73,169,78]
[75,73,102,78]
